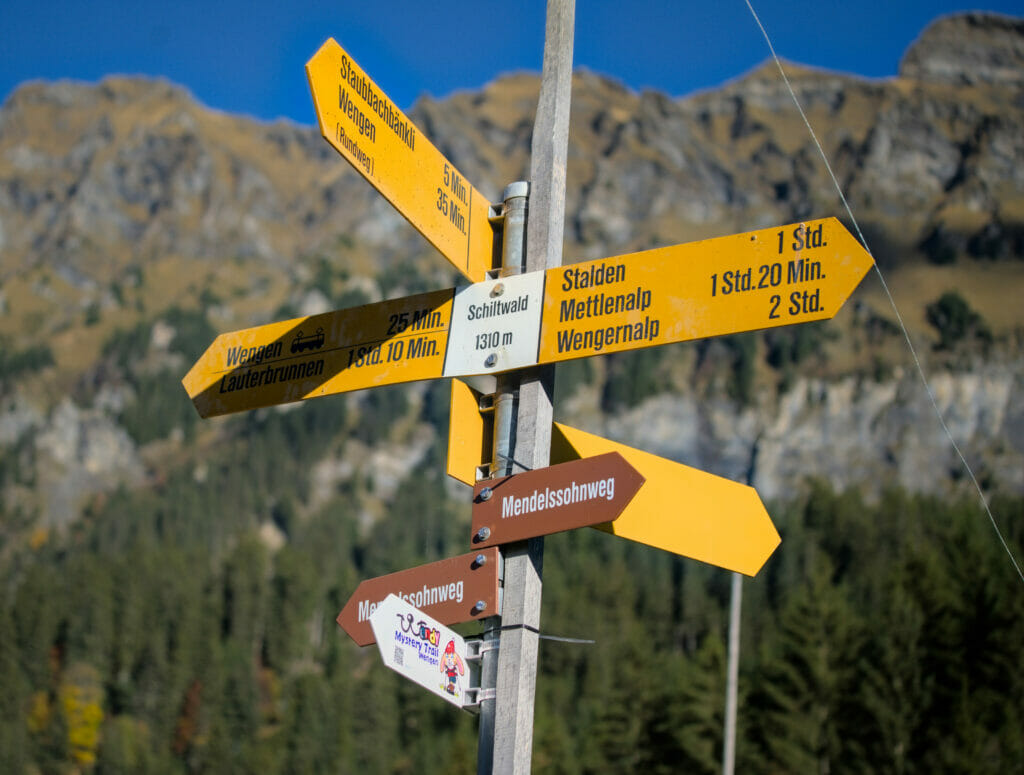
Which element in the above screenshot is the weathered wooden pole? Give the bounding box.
[722,572,742,775]
[480,2,575,773]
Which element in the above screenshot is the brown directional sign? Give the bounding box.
[470,452,645,548]
[337,547,500,647]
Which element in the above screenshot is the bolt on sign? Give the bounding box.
[337,548,500,647]
[307,38,496,283]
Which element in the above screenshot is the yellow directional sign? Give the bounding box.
[550,423,780,577]
[537,217,873,364]
[186,220,872,418]
[184,271,548,418]
[184,289,454,418]
[307,39,496,283]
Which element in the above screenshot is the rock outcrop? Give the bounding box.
[900,12,1024,88]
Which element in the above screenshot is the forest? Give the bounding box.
[1,343,1022,773]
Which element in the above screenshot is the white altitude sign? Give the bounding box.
[442,271,545,376]
[369,594,478,708]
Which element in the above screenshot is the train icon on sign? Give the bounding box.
[291,328,325,353]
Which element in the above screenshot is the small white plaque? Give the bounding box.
[442,271,544,377]
[369,594,478,708]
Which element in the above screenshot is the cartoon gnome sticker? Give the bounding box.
[440,639,465,696]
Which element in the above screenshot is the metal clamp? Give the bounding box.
[463,686,497,707]
[464,638,500,662]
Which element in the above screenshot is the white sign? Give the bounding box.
[369,594,478,708]
[442,272,544,376]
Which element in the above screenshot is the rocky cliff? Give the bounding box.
[1,12,1022,538]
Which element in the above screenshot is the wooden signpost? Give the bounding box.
[183,3,877,771]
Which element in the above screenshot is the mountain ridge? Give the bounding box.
[0,11,1022,536]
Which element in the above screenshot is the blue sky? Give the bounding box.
[1,1,1021,124]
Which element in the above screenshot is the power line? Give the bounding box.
[742,0,1024,586]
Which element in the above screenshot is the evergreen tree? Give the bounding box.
[643,634,726,775]
[853,582,929,775]
[748,557,862,774]
[279,673,340,775]
[0,604,30,773]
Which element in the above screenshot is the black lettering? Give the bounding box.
[406,336,439,359]
[561,263,626,291]
[787,259,804,284]
[792,225,805,251]
[789,291,802,315]
[225,341,282,368]
[554,317,660,354]
[559,298,578,322]
[218,359,324,394]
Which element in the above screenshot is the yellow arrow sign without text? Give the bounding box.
[550,423,780,576]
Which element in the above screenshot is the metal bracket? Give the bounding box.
[463,686,497,707]
[464,638,500,662]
